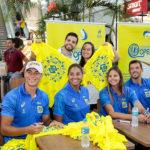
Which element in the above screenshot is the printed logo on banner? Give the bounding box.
[42,56,66,82]
[97,30,102,38]
[90,55,110,82]
[128,43,150,58]
[143,31,150,39]
[73,48,81,62]
[79,29,88,40]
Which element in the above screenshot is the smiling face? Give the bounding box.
[24,68,42,88]
[68,67,83,88]
[129,63,143,80]
[82,43,93,60]
[108,70,120,87]
[64,35,78,52]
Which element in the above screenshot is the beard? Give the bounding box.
[64,44,74,52]
[131,72,141,79]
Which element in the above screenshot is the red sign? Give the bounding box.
[123,0,148,17]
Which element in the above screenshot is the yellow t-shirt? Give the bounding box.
[20,21,25,28]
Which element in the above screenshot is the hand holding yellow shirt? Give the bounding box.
[31,42,73,107]
[82,43,114,91]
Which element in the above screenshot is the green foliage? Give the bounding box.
[4,0,35,21]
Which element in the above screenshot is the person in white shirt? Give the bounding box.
[58,32,78,63]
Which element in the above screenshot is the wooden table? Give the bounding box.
[36,135,134,150]
[113,120,150,147]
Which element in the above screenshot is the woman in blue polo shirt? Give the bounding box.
[53,64,90,124]
[99,66,147,122]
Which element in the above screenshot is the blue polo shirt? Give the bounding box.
[1,83,50,142]
[53,83,90,124]
[125,78,150,110]
[99,86,138,116]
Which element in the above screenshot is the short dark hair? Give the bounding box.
[65,32,78,44]
[129,60,142,69]
[7,38,15,43]
[15,31,21,37]
[68,63,83,75]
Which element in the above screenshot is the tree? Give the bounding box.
[84,0,133,42]
[3,0,35,21]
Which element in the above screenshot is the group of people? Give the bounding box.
[1,32,150,145]
[14,19,25,37]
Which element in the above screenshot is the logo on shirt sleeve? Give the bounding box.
[37,106,43,113]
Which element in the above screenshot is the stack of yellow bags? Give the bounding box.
[62,112,127,150]
[0,112,127,150]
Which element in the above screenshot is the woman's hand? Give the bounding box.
[82,68,85,74]
[49,120,64,129]
[102,42,109,46]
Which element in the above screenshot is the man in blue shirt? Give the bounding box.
[125,60,150,111]
[1,61,63,143]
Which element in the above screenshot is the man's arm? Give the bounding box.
[30,51,36,60]
[4,63,8,76]
[112,46,120,63]
[1,116,44,136]
[102,42,120,63]
[54,115,63,122]
[42,114,64,128]
[42,114,52,126]
[21,56,29,72]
